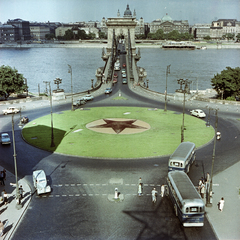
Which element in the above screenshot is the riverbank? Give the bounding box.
[0,40,240,49]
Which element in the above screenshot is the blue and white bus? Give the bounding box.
[168,142,196,173]
[167,171,205,227]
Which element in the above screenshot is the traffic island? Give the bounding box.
[21,107,214,159]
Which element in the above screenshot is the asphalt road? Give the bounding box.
[1,53,240,239]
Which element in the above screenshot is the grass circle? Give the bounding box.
[22,107,214,159]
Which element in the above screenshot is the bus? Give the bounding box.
[167,171,205,227]
[168,142,196,173]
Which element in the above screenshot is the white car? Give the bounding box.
[82,94,94,101]
[1,133,11,144]
[190,109,206,118]
[2,107,20,115]
[33,170,51,195]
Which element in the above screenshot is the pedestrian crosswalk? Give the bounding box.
[35,183,162,198]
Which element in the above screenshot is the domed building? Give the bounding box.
[123,4,132,18]
[150,13,189,34]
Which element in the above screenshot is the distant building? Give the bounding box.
[7,18,31,41]
[192,24,211,40]
[0,24,18,42]
[150,14,189,34]
[29,23,50,40]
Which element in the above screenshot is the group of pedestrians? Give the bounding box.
[137,177,165,204]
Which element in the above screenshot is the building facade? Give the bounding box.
[7,18,31,41]
[150,14,189,34]
[0,24,18,42]
[30,24,50,40]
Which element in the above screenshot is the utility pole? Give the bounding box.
[164,65,171,111]
[177,78,192,142]
[68,64,74,111]
[49,82,55,148]
[206,108,219,207]
[11,112,22,209]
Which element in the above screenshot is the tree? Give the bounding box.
[203,35,211,40]
[99,32,107,39]
[0,65,27,99]
[45,33,55,40]
[64,29,74,40]
[211,67,240,99]
[77,29,87,40]
[236,33,240,42]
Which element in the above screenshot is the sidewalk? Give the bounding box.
[206,161,240,240]
[0,169,32,239]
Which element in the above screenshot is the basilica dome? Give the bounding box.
[162,13,173,22]
[124,4,132,17]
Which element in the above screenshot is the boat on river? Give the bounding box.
[162,41,196,49]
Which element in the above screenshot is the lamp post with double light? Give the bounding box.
[68,65,74,111]
[164,64,171,111]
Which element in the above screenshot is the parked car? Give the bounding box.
[113,72,118,78]
[122,73,127,78]
[2,107,20,115]
[190,109,206,118]
[113,78,118,83]
[122,63,126,68]
[1,133,11,145]
[121,69,126,73]
[33,170,51,195]
[73,98,86,107]
[122,78,127,84]
[105,88,112,94]
[82,95,94,101]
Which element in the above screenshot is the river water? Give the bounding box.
[0,47,239,94]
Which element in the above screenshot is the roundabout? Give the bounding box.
[22,106,214,158]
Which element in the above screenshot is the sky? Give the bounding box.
[0,0,239,25]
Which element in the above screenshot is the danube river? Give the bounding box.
[0,46,239,94]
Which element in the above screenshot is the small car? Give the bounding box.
[105,88,112,94]
[113,73,118,78]
[122,78,127,84]
[2,107,20,115]
[82,95,94,101]
[113,78,118,83]
[190,109,206,118]
[1,133,11,145]
[122,63,126,68]
[33,170,51,195]
[73,98,86,107]
[121,69,126,74]
[122,73,127,78]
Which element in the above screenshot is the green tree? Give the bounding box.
[45,33,55,40]
[64,29,74,40]
[99,32,107,39]
[211,67,240,99]
[77,29,87,40]
[236,33,240,42]
[0,65,27,99]
[203,35,211,40]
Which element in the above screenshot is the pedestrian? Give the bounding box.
[200,183,205,198]
[138,183,142,196]
[198,179,203,193]
[0,221,4,235]
[161,184,165,197]
[151,188,158,203]
[0,171,4,186]
[205,172,211,192]
[3,190,8,205]
[218,197,225,212]
[138,177,143,193]
[19,185,24,200]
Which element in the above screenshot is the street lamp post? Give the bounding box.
[91,79,94,89]
[164,65,171,111]
[11,112,22,209]
[177,78,192,142]
[68,65,74,111]
[49,82,55,148]
[206,108,219,207]
[43,81,55,147]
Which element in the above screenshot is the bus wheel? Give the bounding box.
[174,204,178,216]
